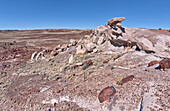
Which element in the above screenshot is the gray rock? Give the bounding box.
[76,45,88,55]
[92,36,99,43]
[84,42,96,52]
[97,37,105,45]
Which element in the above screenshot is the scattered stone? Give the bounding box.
[31,52,37,61]
[76,63,83,66]
[97,37,105,45]
[92,49,98,53]
[117,75,134,85]
[76,45,88,55]
[53,44,61,50]
[35,51,44,61]
[61,44,68,51]
[159,58,170,70]
[40,86,51,93]
[70,39,77,46]
[50,50,58,57]
[95,25,108,36]
[92,36,99,43]
[148,61,159,67]
[86,59,93,66]
[98,86,116,103]
[84,42,96,52]
[69,54,74,64]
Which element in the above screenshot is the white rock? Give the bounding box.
[92,36,99,43]
[31,52,37,61]
[40,86,51,93]
[76,63,83,66]
[138,37,156,52]
[69,54,74,64]
[92,49,98,53]
[35,52,43,61]
[70,39,77,46]
[84,42,96,52]
[97,37,105,45]
[76,45,88,55]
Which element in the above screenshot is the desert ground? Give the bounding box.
[0,18,170,111]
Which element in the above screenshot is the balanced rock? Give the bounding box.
[108,17,125,26]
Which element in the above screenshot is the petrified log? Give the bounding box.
[98,86,116,103]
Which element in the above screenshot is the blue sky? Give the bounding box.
[0,0,170,30]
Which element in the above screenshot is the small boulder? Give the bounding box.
[50,50,58,57]
[35,52,44,61]
[159,58,170,70]
[86,59,93,66]
[76,45,88,55]
[92,49,98,53]
[97,37,105,45]
[61,44,68,51]
[84,42,96,52]
[92,36,99,43]
[70,39,77,46]
[137,38,155,53]
[31,52,37,61]
[148,61,159,67]
[117,75,134,85]
[95,25,108,36]
[53,44,61,51]
[98,86,116,103]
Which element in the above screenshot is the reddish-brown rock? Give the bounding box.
[148,60,159,67]
[159,58,170,70]
[86,59,93,66]
[117,75,134,85]
[98,86,116,103]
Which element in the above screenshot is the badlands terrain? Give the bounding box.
[0,17,169,111]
